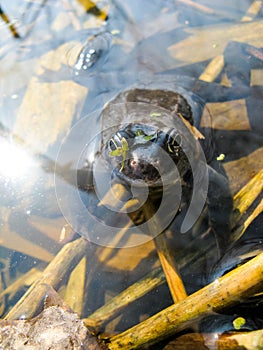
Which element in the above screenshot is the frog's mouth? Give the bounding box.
[111,142,175,187]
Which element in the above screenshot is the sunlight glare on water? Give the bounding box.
[0,138,37,180]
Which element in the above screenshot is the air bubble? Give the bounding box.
[72,31,112,77]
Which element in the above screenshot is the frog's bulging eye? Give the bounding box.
[108,129,134,151]
[108,133,122,151]
[166,129,182,154]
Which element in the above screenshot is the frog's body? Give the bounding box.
[94,85,233,253]
[61,38,263,253]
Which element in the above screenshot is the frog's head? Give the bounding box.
[105,123,191,187]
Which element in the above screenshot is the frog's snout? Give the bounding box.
[121,144,163,183]
[125,157,160,182]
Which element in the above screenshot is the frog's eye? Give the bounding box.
[109,133,120,151]
[166,130,182,154]
[108,129,134,151]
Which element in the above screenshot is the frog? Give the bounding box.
[56,35,263,255]
[85,83,233,255]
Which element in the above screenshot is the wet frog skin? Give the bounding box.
[97,86,233,254]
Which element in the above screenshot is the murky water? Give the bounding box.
[0,1,263,348]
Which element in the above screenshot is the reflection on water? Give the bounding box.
[0,0,263,348]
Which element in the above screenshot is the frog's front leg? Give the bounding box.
[207,165,233,255]
[192,41,263,102]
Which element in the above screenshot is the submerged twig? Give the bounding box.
[77,0,108,21]
[241,0,262,22]
[64,257,86,316]
[5,237,87,320]
[84,235,215,332]
[232,198,263,242]
[107,252,263,349]
[0,5,20,38]
[83,267,165,329]
[232,169,263,223]
[199,54,224,82]
[230,169,263,241]
[154,233,187,302]
[141,199,187,303]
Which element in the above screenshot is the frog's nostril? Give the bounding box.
[130,159,138,169]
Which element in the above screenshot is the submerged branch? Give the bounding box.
[107,252,263,349]
[84,267,165,329]
[5,238,87,320]
[231,169,263,241]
